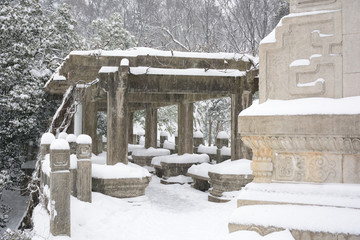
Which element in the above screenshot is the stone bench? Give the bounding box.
[187,163,213,191]
[152,154,210,184]
[132,147,170,167]
[207,159,254,203]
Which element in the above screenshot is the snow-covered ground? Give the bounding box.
[32,176,237,240]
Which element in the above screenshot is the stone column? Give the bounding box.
[49,139,71,237]
[128,112,134,144]
[231,89,252,160]
[76,134,92,203]
[145,105,158,149]
[193,131,204,154]
[215,132,229,163]
[178,102,194,155]
[160,132,168,148]
[99,60,129,165]
[74,102,82,136]
[82,90,98,155]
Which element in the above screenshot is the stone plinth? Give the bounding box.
[161,162,195,179]
[92,176,150,198]
[153,165,164,178]
[132,155,154,166]
[187,173,210,191]
[208,172,254,203]
[239,114,360,184]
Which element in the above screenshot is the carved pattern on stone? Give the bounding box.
[52,152,69,167]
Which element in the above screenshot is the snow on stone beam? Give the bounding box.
[99,66,119,74]
[130,67,246,77]
[70,47,258,63]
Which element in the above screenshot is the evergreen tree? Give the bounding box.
[0,0,81,184]
[89,12,136,50]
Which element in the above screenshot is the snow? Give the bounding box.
[238,182,360,209]
[197,144,217,154]
[297,78,324,87]
[50,139,70,150]
[58,132,68,140]
[260,27,277,44]
[163,175,193,184]
[152,154,210,167]
[53,73,66,81]
[163,140,175,150]
[76,134,92,144]
[160,131,168,137]
[40,132,55,145]
[132,147,170,157]
[102,135,107,142]
[220,146,231,156]
[227,230,295,240]
[310,54,322,59]
[289,59,310,68]
[312,30,334,38]
[70,154,78,169]
[70,46,258,63]
[136,129,145,136]
[187,163,213,179]
[130,67,246,77]
[240,97,360,116]
[98,66,119,73]
[66,134,77,143]
[188,159,252,178]
[128,144,145,153]
[193,130,204,138]
[216,131,229,139]
[32,176,238,240]
[120,58,129,66]
[42,155,51,177]
[92,162,150,179]
[210,159,252,175]
[229,204,360,235]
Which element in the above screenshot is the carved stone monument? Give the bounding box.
[230,0,360,239]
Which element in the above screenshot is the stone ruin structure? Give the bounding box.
[230,0,360,239]
[44,48,258,198]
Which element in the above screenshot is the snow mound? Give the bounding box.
[152,154,209,167]
[128,144,145,153]
[40,132,55,145]
[198,144,217,154]
[210,159,252,175]
[194,130,204,138]
[163,140,175,150]
[50,139,70,150]
[227,230,295,240]
[220,146,231,156]
[132,147,170,157]
[188,163,214,179]
[76,134,92,144]
[188,159,252,178]
[216,131,229,139]
[58,132,68,140]
[160,131,169,137]
[92,162,150,179]
[66,134,77,143]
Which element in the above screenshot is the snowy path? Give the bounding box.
[32,176,237,240]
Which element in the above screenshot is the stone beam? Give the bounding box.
[128,74,241,94]
[145,105,158,148]
[99,61,129,165]
[82,89,98,155]
[178,102,194,154]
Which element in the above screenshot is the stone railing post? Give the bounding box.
[66,134,77,155]
[40,132,55,160]
[216,131,229,163]
[193,130,204,154]
[160,132,168,148]
[76,134,92,203]
[49,139,71,237]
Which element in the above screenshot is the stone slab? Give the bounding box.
[92,176,150,198]
[50,171,71,236]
